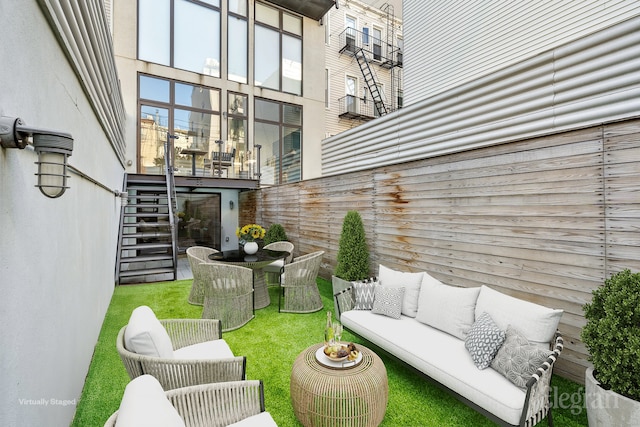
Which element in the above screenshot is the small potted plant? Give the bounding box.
[581,269,640,426]
[332,211,370,314]
[264,223,288,245]
[236,223,265,254]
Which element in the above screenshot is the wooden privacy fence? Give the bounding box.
[240,118,640,383]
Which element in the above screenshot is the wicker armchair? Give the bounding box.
[117,316,246,391]
[201,263,255,331]
[104,378,276,427]
[186,246,219,305]
[279,250,324,313]
[261,241,295,286]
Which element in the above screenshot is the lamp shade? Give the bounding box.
[33,133,73,198]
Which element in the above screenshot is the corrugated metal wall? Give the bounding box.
[37,0,126,163]
[322,13,640,177]
[246,118,640,383]
[403,0,640,103]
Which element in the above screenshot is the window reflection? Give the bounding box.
[228,15,247,83]
[255,26,280,90]
[175,0,220,76]
[138,0,170,65]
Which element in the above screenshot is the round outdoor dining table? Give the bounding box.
[208,248,290,309]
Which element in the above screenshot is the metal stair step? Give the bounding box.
[119,254,174,263]
[121,242,173,251]
[121,231,172,239]
[119,267,175,278]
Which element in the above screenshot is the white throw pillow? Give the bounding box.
[115,375,185,427]
[475,285,563,347]
[416,280,481,340]
[378,264,424,317]
[124,306,174,358]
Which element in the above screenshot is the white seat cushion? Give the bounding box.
[262,259,284,273]
[124,306,174,358]
[226,411,278,427]
[173,339,234,360]
[116,375,185,427]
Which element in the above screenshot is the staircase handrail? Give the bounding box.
[164,135,178,278]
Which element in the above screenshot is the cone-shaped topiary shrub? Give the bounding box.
[581,269,640,401]
[334,211,369,281]
[264,223,289,245]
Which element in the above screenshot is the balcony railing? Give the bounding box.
[338,28,402,69]
[338,95,394,121]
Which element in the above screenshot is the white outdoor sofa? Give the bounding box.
[333,265,564,427]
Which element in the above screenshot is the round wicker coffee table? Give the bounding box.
[290,343,388,427]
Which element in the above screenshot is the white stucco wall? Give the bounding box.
[0,2,124,426]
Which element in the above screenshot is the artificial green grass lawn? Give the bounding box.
[72,278,588,426]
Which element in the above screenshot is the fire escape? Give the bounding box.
[338,3,402,122]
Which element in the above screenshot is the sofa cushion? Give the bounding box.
[378,264,424,317]
[227,412,278,427]
[173,339,234,360]
[371,285,405,319]
[353,279,378,310]
[491,326,552,389]
[115,375,185,427]
[465,312,506,369]
[124,306,174,358]
[475,285,563,347]
[416,281,481,340]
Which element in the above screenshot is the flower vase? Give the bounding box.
[243,241,259,255]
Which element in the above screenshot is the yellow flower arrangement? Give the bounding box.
[236,223,266,242]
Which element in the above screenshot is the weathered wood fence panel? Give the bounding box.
[241,118,640,383]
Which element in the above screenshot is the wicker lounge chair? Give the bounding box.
[117,306,246,390]
[186,246,218,305]
[201,263,255,331]
[104,376,276,427]
[261,241,295,286]
[279,250,324,313]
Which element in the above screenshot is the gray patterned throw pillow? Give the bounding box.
[353,279,378,310]
[465,312,506,369]
[371,285,405,319]
[491,326,552,388]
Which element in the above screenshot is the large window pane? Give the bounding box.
[282,35,301,95]
[140,105,169,174]
[228,16,247,83]
[255,26,280,90]
[174,0,220,76]
[138,0,170,65]
[175,83,220,111]
[140,75,170,102]
[255,122,279,185]
[283,104,301,125]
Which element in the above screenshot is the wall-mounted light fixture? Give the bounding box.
[0,116,73,198]
[229,200,234,210]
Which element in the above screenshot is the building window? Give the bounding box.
[255,2,302,95]
[325,68,330,109]
[255,98,301,185]
[138,75,221,176]
[138,0,221,77]
[372,27,382,61]
[228,0,247,83]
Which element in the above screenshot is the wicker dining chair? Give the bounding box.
[200,263,255,331]
[117,307,246,391]
[186,246,219,305]
[279,250,325,313]
[104,377,276,427]
[261,241,295,286]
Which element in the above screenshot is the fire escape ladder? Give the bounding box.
[354,48,388,117]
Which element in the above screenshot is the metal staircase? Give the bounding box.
[115,139,178,285]
[354,48,388,117]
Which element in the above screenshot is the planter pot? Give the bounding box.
[585,367,640,426]
[243,241,259,255]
